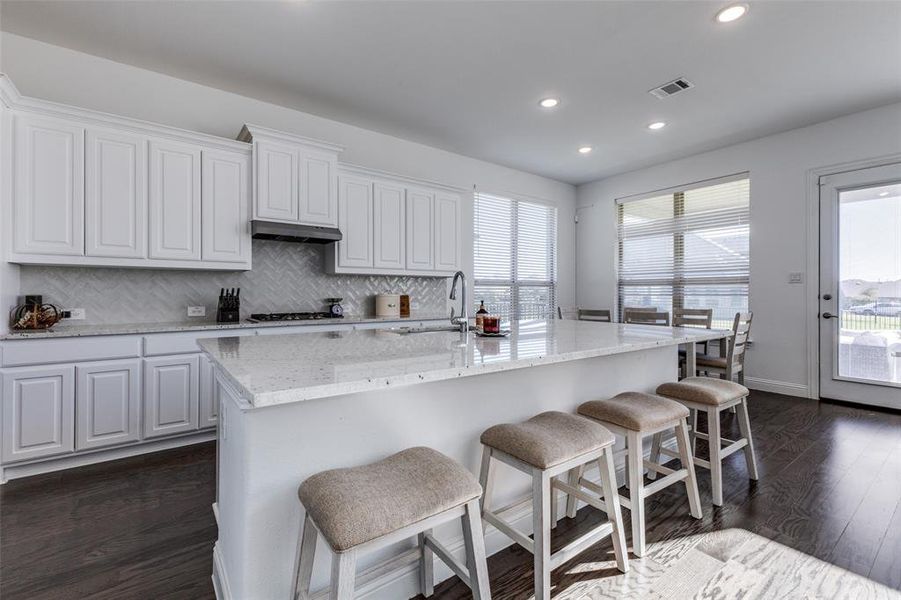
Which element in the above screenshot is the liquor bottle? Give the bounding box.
[475,300,489,332]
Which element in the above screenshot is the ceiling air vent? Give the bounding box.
[648,77,694,99]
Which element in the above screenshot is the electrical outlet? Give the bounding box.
[187,306,206,317]
[63,308,86,320]
[788,272,803,284]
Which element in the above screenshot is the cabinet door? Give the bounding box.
[202,149,251,264]
[406,188,435,270]
[13,115,85,256]
[85,128,147,258]
[2,365,75,463]
[75,359,141,450]
[143,355,199,439]
[337,174,373,268]
[374,182,406,269]
[149,140,201,260]
[299,150,338,226]
[434,192,461,271]
[199,354,218,428]
[254,140,298,222]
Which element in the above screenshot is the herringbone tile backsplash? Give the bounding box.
[19,240,450,325]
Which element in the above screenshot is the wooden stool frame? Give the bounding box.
[568,418,702,557]
[292,498,490,600]
[651,394,758,506]
[478,444,629,600]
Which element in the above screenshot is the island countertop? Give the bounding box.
[199,319,728,409]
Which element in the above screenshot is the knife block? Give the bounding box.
[216,292,240,323]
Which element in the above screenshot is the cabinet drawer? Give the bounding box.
[143,329,255,356]
[1,336,141,367]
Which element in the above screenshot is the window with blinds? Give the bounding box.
[617,175,749,328]
[474,192,557,323]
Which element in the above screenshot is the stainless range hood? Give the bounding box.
[251,221,342,244]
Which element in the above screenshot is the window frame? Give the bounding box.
[615,173,750,325]
[473,192,558,322]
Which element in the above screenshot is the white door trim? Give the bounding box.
[805,152,901,401]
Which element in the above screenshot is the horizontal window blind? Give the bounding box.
[617,176,749,328]
[474,192,557,322]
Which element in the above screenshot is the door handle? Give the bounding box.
[822,312,837,319]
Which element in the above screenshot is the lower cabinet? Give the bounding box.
[143,354,200,439]
[75,359,141,451]
[1,365,75,463]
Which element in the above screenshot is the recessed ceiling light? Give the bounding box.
[578,146,593,154]
[647,121,667,130]
[879,191,889,197]
[539,98,560,109]
[716,3,748,23]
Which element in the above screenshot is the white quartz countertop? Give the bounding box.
[0,313,449,340]
[199,319,730,409]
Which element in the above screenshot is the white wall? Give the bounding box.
[0,32,577,315]
[576,102,901,397]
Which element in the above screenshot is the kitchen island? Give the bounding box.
[201,319,727,599]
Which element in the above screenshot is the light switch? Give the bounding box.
[789,272,803,284]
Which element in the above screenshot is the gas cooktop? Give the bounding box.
[247,312,343,323]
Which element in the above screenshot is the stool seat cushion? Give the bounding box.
[656,377,749,406]
[695,354,728,369]
[480,411,614,469]
[298,447,481,552]
[578,392,689,431]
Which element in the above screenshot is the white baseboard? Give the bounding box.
[744,376,810,398]
[213,438,680,600]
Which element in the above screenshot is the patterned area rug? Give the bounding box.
[555,528,900,599]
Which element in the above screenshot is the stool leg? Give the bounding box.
[551,475,559,529]
[647,432,663,481]
[564,465,584,518]
[597,447,629,573]
[707,408,724,506]
[690,409,699,455]
[330,550,356,600]
[418,530,434,597]
[675,421,703,519]
[292,513,318,600]
[478,446,493,514]
[736,397,759,481]
[461,500,492,600]
[626,431,646,557]
[532,469,552,600]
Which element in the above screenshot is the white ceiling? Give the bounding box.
[2,1,900,185]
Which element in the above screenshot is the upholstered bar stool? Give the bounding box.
[575,393,703,557]
[292,447,491,600]
[655,377,758,506]
[478,411,629,600]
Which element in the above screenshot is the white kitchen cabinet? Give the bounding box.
[143,355,199,439]
[75,359,141,451]
[1,365,75,463]
[434,191,462,272]
[199,354,218,428]
[373,181,406,269]
[149,139,202,261]
[406,187,435,270]
[85,128,147,259]
[253,138,299,222]
[337,174,373,268]
[299,149,338,226]
[202,149,251,265]
[13,114,85,256]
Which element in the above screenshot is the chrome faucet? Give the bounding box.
[449,270,469,334]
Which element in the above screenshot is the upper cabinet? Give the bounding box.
[13,115,85,257]
[238,124,342,228]
[5,84,252,270]
[85,128,147,259]
[325,166,463,277]
[148,140,202,261]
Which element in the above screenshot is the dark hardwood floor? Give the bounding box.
[1,391,899,599]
